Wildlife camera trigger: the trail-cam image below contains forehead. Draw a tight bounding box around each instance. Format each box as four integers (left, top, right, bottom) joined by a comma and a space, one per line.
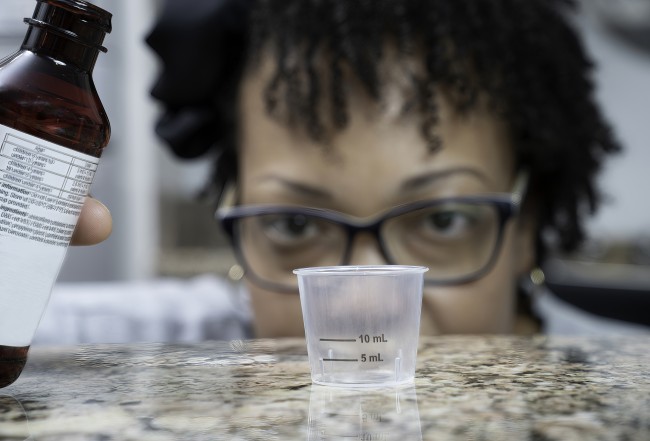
237, 54, 515, 215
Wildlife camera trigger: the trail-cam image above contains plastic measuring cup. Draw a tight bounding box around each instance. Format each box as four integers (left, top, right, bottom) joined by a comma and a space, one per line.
294, 265, 428, 387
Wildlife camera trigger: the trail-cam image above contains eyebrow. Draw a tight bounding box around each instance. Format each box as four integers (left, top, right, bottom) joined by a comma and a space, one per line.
256, 176, 334, 201
257, 167, 488, 201
399, 167, 490, 193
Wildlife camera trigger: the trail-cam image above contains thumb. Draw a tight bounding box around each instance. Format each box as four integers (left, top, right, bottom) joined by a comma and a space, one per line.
71, 196, 113, 246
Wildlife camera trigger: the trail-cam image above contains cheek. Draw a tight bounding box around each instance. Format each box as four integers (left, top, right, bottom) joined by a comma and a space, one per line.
247, 281, 306, 338
420, 225, 520, 334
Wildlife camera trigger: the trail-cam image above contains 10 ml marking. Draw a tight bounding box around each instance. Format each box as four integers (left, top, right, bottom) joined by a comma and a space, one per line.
358, 334, 388, 343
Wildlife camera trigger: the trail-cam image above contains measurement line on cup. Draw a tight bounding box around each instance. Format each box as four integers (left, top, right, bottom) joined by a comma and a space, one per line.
323, 358, 359, 362
319, 338, 356, 342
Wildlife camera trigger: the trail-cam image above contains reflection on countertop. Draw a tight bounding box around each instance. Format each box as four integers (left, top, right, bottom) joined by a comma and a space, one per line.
0, 336, 649, 440
0, 392, 30, 440
308, 385, 422, 440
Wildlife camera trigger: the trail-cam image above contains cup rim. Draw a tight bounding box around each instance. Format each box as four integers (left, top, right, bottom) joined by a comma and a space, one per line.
293, 265, 428, 276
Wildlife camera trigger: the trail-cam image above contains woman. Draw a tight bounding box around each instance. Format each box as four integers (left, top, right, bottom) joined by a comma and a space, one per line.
74, 0, 620, 338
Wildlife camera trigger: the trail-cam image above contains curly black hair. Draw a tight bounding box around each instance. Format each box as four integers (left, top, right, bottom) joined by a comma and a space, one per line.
147, 0, 621, 262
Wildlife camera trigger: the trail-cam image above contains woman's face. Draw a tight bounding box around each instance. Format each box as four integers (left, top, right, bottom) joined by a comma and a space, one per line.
237, 57, 535, 337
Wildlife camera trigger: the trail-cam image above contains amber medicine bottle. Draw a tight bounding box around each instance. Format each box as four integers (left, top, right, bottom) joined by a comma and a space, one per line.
0, 0, 111, 388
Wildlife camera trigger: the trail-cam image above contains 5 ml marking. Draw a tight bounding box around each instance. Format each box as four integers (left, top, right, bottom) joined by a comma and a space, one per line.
361, 353, 384, 362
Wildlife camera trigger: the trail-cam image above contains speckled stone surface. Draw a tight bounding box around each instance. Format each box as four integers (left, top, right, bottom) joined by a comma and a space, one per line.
1, 336, 649, 440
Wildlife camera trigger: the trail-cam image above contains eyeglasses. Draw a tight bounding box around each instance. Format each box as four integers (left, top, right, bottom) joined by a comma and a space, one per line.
216, 171, 528, 293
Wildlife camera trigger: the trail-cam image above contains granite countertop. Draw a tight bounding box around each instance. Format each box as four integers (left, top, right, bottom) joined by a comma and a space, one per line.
1, 335, 649, 440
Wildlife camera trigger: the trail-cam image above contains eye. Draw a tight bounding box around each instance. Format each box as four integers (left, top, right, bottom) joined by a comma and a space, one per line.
419, 205, 480, 239
259, 214, 320, 245
426, 211, 468, 233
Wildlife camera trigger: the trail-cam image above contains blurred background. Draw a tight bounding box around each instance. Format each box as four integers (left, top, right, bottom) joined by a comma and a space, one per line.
1, 0, 649, 317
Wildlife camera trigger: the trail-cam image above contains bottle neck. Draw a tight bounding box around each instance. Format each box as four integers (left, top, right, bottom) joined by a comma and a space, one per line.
20, 0, 111, 73
21, 25, 100, 72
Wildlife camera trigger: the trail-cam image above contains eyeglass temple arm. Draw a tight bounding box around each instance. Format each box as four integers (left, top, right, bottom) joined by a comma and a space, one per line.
511, 170, 529, 209
215, 184, 238, 220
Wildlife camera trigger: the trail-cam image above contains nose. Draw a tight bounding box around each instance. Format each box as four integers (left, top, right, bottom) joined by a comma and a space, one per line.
346, 232, 388, 266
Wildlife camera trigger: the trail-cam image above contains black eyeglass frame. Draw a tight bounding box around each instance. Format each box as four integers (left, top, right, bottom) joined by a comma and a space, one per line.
216, 171, 528, 293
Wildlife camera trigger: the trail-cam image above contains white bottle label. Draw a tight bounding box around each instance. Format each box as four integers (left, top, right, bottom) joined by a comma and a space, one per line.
0, 124, 98, 346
